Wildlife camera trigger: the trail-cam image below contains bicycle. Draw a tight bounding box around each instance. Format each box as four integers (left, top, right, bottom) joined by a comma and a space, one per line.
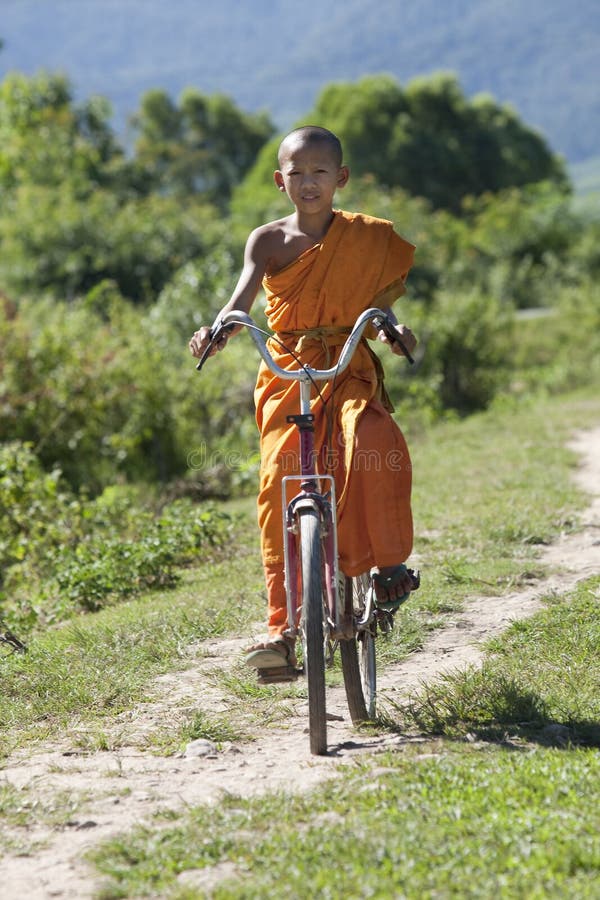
196, 307, 416, 755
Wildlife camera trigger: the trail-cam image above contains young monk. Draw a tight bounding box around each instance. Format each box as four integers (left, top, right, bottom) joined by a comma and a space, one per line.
189, 125, 418, 672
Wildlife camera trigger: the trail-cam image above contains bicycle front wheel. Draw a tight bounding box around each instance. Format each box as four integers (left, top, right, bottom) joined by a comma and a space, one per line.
299, 507, 327, 756
340, 574, 377, 723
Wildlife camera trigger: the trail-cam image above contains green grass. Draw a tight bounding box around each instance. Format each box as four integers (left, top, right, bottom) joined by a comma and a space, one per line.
89, 576, 600, 899
90, 744, 600, 899
396, 577, 600, 746
0, 385, 599, 890
84, 385, 600, 898
376, 387, 598, 666
0, 539, 265, 757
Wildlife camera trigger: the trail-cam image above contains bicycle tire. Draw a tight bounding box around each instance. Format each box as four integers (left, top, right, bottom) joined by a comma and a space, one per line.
299, 507, 327, 755
340, 574, 377, 723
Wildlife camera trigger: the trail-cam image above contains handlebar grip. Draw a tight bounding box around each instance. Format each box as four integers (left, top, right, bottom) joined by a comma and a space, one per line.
373, 316, 415, 365
195, 323, 235, 371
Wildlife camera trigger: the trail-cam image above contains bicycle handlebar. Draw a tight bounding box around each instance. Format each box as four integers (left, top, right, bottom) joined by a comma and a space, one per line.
196, 307, 414, 375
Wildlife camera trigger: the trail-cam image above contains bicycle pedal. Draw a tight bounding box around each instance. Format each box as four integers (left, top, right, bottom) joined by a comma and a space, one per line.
377, 610, 395, 634
408, 567, 421, 591
257, 665, 299, 684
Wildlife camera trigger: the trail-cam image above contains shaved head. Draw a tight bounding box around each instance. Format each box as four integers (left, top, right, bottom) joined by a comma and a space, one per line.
278, 126, 343, 167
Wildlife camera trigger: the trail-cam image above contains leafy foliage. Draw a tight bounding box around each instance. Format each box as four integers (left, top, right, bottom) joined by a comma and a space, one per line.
0, 185, 226, 302
238, 73, 567, 214
131, 87, 275, 206
419, 291, 513, 414
0, 281, 260, 492
0, 72, 251, 301
0, 441, 231, 630
0, 71, 121, 195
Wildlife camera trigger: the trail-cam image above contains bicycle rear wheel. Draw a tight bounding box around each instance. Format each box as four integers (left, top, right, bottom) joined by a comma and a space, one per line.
299, 507, 327, 755
340, 574, 377, 723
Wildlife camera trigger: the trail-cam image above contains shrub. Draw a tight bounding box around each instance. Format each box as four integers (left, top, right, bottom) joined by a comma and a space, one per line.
0, 441, 67, 586
0, 442, 231, 631
382, 291, 513, 419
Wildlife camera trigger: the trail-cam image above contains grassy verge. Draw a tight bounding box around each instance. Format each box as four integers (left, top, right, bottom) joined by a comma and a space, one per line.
90, 752, 600, 899
395, 577, 600, 747
90, 575, 600, 899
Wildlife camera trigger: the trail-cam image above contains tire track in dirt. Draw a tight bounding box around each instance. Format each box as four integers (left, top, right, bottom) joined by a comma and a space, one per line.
1, 428, 599, 899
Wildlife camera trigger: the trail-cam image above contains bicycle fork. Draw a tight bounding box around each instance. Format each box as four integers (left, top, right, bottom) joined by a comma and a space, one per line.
281, 380, 347, 643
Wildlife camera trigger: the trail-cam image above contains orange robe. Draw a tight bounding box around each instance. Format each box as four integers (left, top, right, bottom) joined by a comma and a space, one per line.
254, 209, 415, 637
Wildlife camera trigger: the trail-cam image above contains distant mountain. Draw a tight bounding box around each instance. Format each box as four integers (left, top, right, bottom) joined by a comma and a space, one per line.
1, 0, 599, 163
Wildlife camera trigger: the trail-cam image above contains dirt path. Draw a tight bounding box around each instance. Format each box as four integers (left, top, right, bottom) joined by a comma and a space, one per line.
1, 427, 599, 899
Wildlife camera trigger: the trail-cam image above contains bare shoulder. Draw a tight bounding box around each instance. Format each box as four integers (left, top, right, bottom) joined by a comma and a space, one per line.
245, 215, 295, 268
248, 216, 293, 247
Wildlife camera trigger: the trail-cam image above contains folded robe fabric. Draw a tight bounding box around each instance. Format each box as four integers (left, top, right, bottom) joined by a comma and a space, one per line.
255, 209, 416, 582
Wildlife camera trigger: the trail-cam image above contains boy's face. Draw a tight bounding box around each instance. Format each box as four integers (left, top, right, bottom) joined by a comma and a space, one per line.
274, 139, 349, 216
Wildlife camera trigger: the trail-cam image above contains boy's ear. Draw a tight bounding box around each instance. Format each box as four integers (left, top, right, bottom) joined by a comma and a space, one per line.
274, 170, 286, 193
337, 166, 350, 189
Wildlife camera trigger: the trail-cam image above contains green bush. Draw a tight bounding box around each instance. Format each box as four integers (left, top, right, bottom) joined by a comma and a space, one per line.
0, 185, 226, 303
0, 442, 67, 589
49, 500, 230, 614
0, 441, 231, 631
0, 283, 262, 494
51, 535, 179, 613
383, 291, 513, 419
510, 279, 600, 397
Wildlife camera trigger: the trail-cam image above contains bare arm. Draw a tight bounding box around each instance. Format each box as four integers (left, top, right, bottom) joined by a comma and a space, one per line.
189, 228, 270, 360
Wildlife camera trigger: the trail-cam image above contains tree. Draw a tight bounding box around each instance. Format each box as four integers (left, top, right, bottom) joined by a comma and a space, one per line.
131, 88, 275, 206
0, 72, 232, 301
0, 71, 123, 196
0, 185, 228, 302
236, 73, 568, 215
314, 73, 568, 212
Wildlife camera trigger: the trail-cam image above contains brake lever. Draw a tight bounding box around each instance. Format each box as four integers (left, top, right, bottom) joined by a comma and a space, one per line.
195, 321, 235, 371
372, 315, 415, 365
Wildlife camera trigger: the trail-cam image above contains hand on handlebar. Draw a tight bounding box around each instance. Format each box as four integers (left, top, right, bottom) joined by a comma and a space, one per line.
189, 325, 222, 360
371, 314, 417, 365
189, 321, 236, 373
378, 322, 417, 357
